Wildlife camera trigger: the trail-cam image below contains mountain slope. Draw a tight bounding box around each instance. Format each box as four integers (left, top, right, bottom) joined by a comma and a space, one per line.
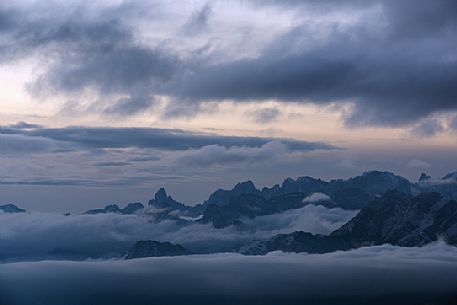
240, 191, 457, 255
0, 204, 26, 213
414, 171, 457, 200
125, 241, 191, 259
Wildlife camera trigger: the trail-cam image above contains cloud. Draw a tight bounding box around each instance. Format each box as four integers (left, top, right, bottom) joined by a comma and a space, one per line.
303, 192, 331, 203
93, 161, 131, 167
171, 0, 457, 126
249, 107, 281, 123
0, 204, 355, 259
0, 123, 339, 190
0, 175, 189, 188
410, 118, 445, 137
175, 141, 290, 167
241, 204, 357, 235
450, 115, 457, 130
1, 243, 457, 305
406, 159, 431, 169
2, 1, 457, 125
0, 2, 179, 115
0, 134, 64, 154
182, 2, 212, 35
3, 123, 338, 152
5, 121, 44, 129
0, 178, 93, 187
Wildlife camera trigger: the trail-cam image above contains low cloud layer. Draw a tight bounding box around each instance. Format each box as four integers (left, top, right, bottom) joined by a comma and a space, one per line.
175, 141, 292, 167
1, 243, 457, 305
303, 192, 331, 203
0, 205, 356, 259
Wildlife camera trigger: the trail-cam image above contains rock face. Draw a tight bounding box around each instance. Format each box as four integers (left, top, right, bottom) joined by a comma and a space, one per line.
146, 188, 202, 222
260, 171, 411, 206
443, 172, 457, 180
419, 172, 431, 181
203, 181, 260, 206
84, 202, 144, 215
125, 241, 190, 259
0, 204, 26, 213
240, 191, 457, 255
332, 191, 457, 246
79, 171, 456, 230
200, 192, 334, 228
414, 171, 457, 201
240, 231, 351, 255
121, 202, 145, 214
148, 188, 187, 210
200, 171, 412, 228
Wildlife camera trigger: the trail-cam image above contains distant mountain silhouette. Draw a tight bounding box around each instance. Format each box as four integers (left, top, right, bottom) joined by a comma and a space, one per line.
125, 240, 191, 259
3, 170, 457, 260
0, 203, 26, 213
79, 170, 457, 230
84, 202, 144, 215
199, 171, 413, 228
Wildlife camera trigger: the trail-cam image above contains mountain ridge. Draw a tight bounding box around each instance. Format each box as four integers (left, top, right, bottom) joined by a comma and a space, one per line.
240, 190, 457, 255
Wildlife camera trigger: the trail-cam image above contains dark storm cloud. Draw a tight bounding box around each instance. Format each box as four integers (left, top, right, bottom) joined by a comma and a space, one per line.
169, 0, 457, 126
383, 0, 457, 40
2, 124, 338, 151
2, 1, 457, 125
0, 6, 126, 60
175, 31, 457, 126
0, 2, 178, 115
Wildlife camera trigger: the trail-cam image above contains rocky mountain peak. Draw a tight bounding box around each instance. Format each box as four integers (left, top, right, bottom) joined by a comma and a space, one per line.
443, 172, 457, 180
154, 188, 169, 202
419, 172, 431, 181
0, 203, 26, 213
233, 180, 258, 195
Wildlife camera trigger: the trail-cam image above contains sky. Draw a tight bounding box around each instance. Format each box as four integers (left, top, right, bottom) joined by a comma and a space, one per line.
1, 0, 457, 212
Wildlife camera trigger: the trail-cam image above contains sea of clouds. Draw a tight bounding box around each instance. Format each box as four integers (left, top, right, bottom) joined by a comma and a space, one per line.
0, 205, 357, 259
1, 242, 457, 305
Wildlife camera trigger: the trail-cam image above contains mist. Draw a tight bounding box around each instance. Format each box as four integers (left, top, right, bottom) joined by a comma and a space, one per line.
0, 205, 357, 260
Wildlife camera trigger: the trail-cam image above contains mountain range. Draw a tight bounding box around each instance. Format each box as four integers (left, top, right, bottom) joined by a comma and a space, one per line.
83, 170, 457, 230
2, 170, 457, 259
240, 190, 457, 255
